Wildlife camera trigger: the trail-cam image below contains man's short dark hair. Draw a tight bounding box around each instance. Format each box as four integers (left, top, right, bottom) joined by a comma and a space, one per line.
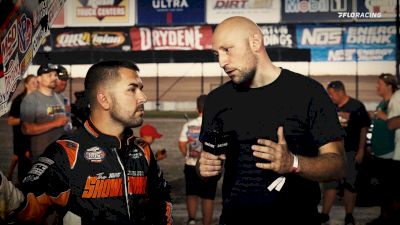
327, 80, 346, 92
84, 60, 140, 107
197, 94, 207, 113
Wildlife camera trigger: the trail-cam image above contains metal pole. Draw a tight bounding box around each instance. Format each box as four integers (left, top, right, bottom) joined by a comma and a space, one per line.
156, 63, 160, 111
201, 63, 204, 94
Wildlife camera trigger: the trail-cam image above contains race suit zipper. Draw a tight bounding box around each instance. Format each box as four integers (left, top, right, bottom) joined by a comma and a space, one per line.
112, 147, 131, 219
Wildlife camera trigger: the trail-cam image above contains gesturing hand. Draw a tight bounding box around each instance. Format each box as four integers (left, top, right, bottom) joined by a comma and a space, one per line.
251, 127, 294, 174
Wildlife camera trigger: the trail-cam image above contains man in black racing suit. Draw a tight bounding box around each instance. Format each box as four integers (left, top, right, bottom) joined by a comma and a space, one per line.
0, 60, 172, 225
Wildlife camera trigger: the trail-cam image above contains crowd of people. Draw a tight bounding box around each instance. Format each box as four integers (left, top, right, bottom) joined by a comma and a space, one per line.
0, 16, 399, 225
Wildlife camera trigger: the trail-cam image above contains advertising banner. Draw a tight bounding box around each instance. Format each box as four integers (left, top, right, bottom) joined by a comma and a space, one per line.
356, 0, 397, 21
67, 0, 135, 27
296, 23, 396, 61
137, 0, 205, 25
130, 26, 212, 51
260, 25, 296, 48
282, 0, 353, 23
41, 28, 131, 52
206, 0, 281, 24
0, 0, 66, 116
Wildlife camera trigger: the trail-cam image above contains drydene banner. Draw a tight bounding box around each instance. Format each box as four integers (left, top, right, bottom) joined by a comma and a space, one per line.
130, 26, 212, 51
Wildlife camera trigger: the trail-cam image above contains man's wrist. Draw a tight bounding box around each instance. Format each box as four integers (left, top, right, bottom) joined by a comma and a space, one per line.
291, 154, 300, 173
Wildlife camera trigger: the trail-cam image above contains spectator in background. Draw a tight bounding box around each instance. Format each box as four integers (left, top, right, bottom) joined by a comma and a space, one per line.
55, 65, 73, 132
179, 94, 217, 225
367, 74, 398, 224
20, 63, 69, 161
384, 77, 400, 224
54, 65, 69, 94
6, 74, 38, 184
320, 80, 371, 225
140, 124, 167, 161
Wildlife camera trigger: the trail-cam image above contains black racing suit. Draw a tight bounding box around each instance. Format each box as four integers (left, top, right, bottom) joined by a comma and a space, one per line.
10, 119, 172, 225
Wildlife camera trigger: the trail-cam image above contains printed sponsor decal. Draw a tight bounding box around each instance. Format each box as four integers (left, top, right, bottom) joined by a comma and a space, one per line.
84, 146, 106, 163
56, 32, 91, 48
282, 0, 353, 22
68, 0, 134, 26
49, 0, 66, 25
299, 27, 343, 47
206, 0, 280, 24
260, 25, 296, 48
356, 0, 396, 20
18, 14, 33, 53
0, 0, 65, 117
127, 176, 147, 194
137, 0, 204, 25
51, 29, 129, 50
82, 172, 123, 198
22, 157, 54, 182
297, 23, 396, 61
32, 0, 50, 28
1, 20, 18, 65
76, 0, 126, 19
130, 26, 212, 51
91, 31, 125, 47
4, 55, 21, 95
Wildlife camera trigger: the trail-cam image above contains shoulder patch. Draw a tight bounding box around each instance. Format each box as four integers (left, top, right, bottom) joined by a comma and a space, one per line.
57, 140, 79, 169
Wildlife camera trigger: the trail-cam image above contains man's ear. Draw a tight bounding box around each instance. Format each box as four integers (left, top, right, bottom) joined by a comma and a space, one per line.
249, 33, 263, 52
96, 90, 111, 110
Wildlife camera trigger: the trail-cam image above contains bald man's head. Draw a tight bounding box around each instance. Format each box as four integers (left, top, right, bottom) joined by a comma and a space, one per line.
214, 16, 263, 42
212, 16, 267, 85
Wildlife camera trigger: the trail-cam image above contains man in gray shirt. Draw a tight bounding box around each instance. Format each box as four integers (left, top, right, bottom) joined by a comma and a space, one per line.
21, 64, 69, 160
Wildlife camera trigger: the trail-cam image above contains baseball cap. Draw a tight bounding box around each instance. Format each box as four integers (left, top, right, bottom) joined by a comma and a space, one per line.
140, 124, 162, 139
57, 65, 69, 81
37, 63, 59, 76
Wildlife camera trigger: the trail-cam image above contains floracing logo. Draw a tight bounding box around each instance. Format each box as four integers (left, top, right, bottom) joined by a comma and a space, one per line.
338, 12, 382, 18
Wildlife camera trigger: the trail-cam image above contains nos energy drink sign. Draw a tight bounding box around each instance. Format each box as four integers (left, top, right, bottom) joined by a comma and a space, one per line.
296, 23, 396, 62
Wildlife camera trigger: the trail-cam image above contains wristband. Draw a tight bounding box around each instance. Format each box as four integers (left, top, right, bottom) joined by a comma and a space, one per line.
291, 154, 300, 173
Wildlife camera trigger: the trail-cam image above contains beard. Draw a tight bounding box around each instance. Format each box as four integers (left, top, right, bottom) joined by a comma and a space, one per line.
235, 67, 256, 85
110, 95, 144, 128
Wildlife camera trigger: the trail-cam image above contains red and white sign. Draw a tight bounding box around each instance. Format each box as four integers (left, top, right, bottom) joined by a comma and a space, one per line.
130, 26, 212, 51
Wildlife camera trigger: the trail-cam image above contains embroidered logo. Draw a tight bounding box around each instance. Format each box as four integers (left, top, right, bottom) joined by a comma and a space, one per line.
84, 146, 106, 163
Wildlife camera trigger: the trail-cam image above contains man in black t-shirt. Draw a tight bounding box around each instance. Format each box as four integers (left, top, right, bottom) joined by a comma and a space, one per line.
197, 16, 346, 225
320, 81, 371, 225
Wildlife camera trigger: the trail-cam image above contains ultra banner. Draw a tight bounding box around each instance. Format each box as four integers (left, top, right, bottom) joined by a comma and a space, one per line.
130, 26, 213, 51
0, 0, 66, 117
137, 0, 205, 25
296, 23, 396, 62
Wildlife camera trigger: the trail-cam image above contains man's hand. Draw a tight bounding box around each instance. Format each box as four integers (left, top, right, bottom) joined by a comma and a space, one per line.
54, 115, 69, 127
251, 126, 294, 174
198, 151, 225, 177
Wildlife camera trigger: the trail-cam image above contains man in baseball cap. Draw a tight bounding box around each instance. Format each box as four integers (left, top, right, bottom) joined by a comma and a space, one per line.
37, 63, 59, 76
140, 124, 166, 160
55, 65, 69, 94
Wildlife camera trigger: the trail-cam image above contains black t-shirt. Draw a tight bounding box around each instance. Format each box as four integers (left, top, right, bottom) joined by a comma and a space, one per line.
200, 69, 344, 223
9, 93, 30, 155
338, 97, 371, 152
